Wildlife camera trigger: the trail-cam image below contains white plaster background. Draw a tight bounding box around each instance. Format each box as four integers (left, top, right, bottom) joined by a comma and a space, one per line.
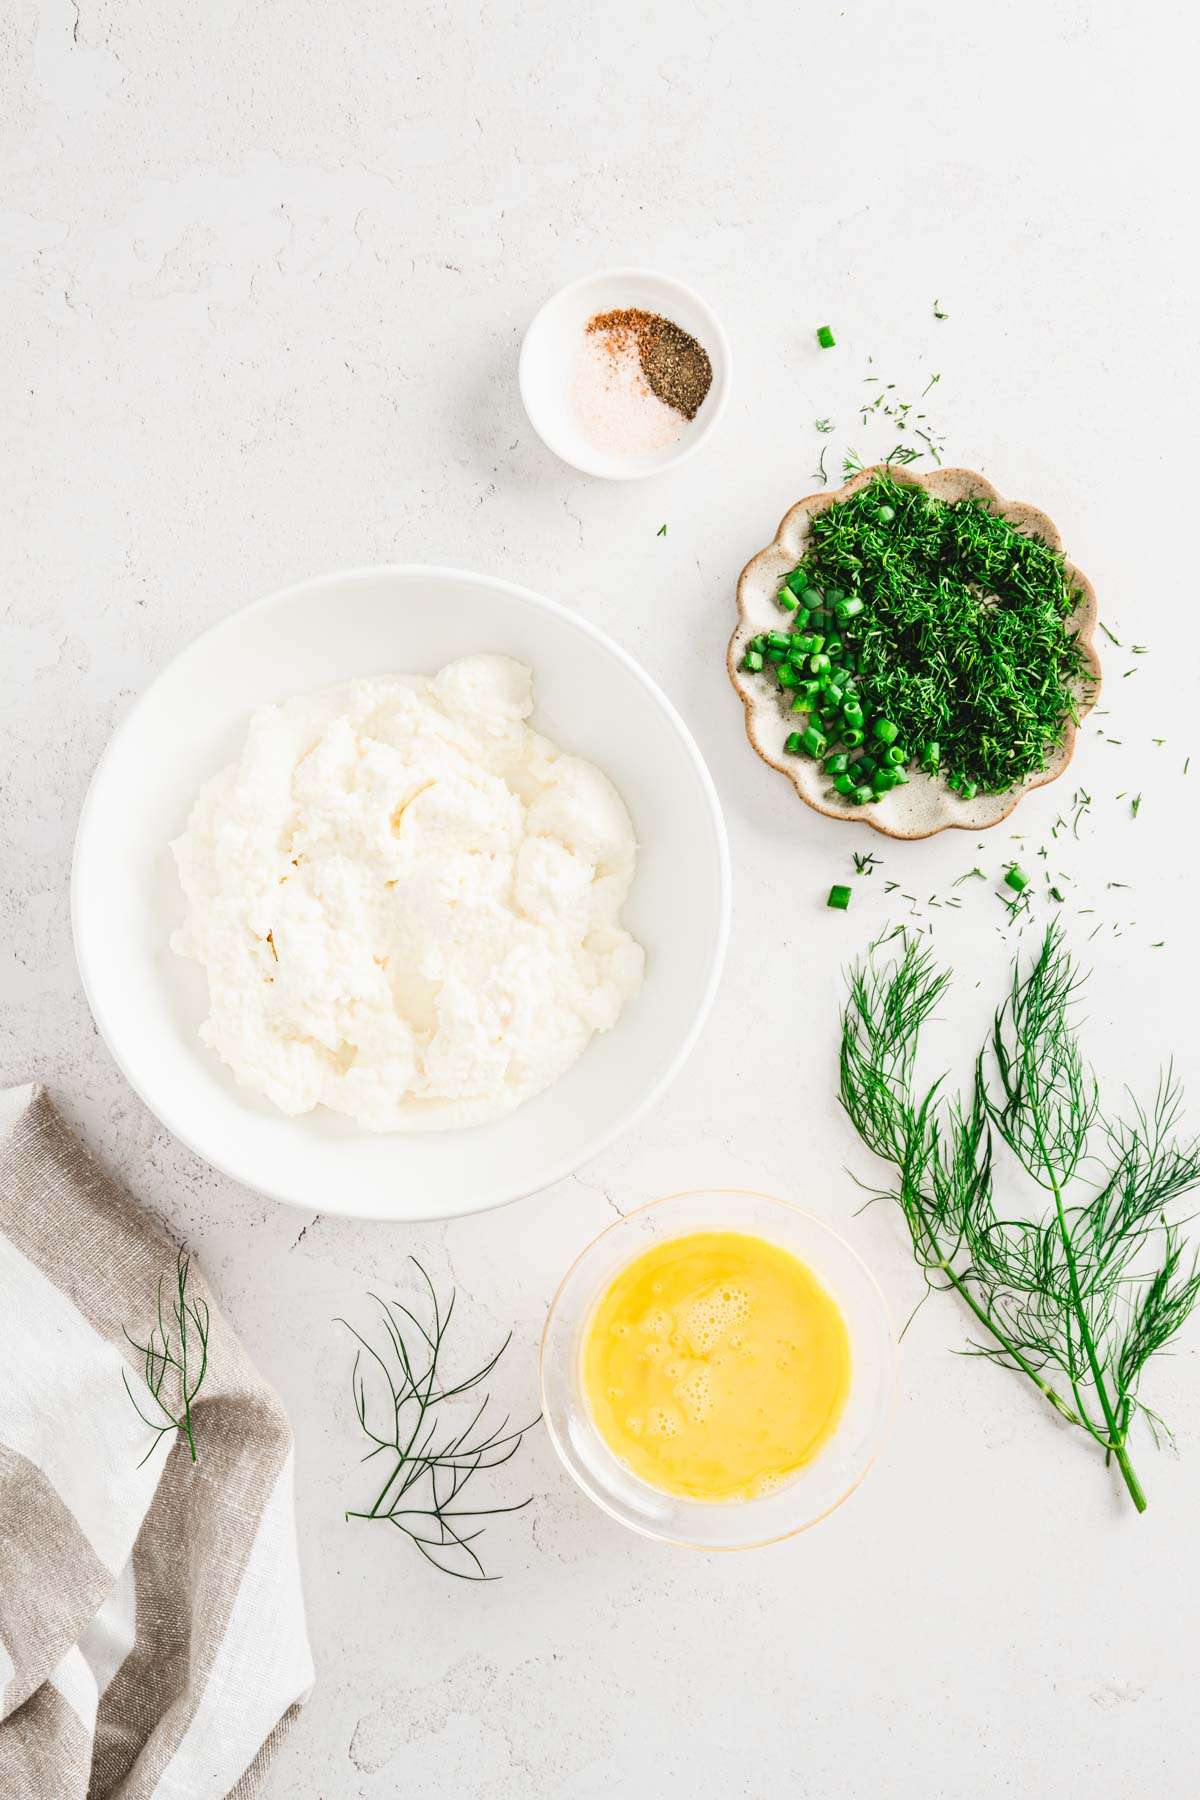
4, 1, 1200, 1794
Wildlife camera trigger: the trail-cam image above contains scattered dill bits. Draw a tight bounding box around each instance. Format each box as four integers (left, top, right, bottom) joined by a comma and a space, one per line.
122, 1249, 210, 1467
1049, 886, 1066, 902
839, 926, 1200, 1512
932, 300, 948, 319
656, 523, 667, 537
1186, 758, 1191, 777
1099, 622, 1122, 646
853, 851, 880, 875
339, 1260, 538, 1580
921, 372, 941, 396
885, 444, 922, 466
815, 418, 835, 433
842, 448, 865, 479
1131, 794, 1142, 817
814, 446, 829, 487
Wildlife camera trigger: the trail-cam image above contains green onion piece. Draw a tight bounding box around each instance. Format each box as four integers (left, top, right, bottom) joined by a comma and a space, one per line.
843, 702, 864, 728
874, 719, 899, 744
784, 731, 805, 755
921, 741, 941, 769
785, 568, 810, 593
825, 753, 850, 775
767, 631, 792, 650
842, 726, 864, 748
809, 653, 831, 676
777, 590, 799, 612
1005, 866, 1029, 893
835, 596, 865, 622
877, 504, 896, 523
801, 725, 827, 757
824, 637, 843, 659
792, 606, 811, 631
778, 664, 801, 689
833, 772, 857, 796
873, 766, 900, 793
827, 884, 851, 910
883, 745, 906, 766
958, 778, 976, 799
851, 784, 874, 806
748, 635, 766, 653
816, 325, 836, 349
742, 650, 764, 672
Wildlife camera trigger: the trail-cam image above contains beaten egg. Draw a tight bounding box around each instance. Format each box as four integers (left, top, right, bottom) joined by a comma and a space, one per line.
582, 1230, 851, 1503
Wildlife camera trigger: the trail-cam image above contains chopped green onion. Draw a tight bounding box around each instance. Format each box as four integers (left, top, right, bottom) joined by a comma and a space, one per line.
874, 719, 899, 744
827, 884, 851, 910
843, 702, 864, 728
835, 596, 864, 622
921, 741, 941, 770
785, 568, 809, 594
882, 745, 906, 766
877, 504, 896, 523
1005, 866, 1029, 893
784, 731, 805, 755
873, 766, 901, 793
825, 753, 850, 775
809, 653, 832, 676
777, 664, 801, 689
851, 784, 874, 806
801, 725, 827, 758
777, 590, 799, 612
742, 650, 764, 672
841, 726, 864, 748
833, 772, 857, 795
767, 631, 791, 650
816, 325, 836, 349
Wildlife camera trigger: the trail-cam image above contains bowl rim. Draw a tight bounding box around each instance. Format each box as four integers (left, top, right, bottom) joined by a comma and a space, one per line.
727, 465, 1103, 840
518, 265, 732, 481
539, 1187, 899, 1549
70, 563, 733, 1221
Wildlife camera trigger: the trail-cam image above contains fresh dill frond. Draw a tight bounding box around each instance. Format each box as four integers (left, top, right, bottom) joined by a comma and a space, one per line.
122, 1249, 210, 1467
338, 1260, 538, 1580
853, 851, 880, 875
656, 523, 667, 537
814, 446, 829, 487
815, 418, 835, 433
932, 301, 948, 320
842, 448, 866, 479
839, 927, 1200, 1512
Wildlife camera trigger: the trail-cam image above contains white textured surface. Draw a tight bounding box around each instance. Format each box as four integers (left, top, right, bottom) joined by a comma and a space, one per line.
4, 2, 1200, 1795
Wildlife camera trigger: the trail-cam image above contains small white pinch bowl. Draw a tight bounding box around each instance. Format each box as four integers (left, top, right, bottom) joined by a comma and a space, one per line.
728, 466, 1102, 840
72, 567, 731, 1222
518, 267, 731, 480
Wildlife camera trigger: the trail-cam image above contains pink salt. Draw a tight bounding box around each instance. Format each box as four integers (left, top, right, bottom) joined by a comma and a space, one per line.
571, 332, 684, 456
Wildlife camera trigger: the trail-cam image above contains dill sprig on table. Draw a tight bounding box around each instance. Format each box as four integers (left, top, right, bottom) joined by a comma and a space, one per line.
122, 1248, 210, 1466
339, 1260, 538, 1580
839, 925, 1200, 1511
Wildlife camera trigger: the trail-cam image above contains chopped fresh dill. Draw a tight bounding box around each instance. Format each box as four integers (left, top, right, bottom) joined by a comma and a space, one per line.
842, 448, 865, 479
853, 851, 880, 875
885, 444, 922, 466
1099, 622, 1121, 646
932, 300, 948, 319
815, 418, 835, 433
1131, 794, 1142, 817
757, 474, 1090, 797
922, 372, 941, 396
656, 523, 667, 537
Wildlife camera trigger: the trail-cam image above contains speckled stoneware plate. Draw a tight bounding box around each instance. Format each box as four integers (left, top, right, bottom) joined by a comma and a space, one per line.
727, 465, 1102, 841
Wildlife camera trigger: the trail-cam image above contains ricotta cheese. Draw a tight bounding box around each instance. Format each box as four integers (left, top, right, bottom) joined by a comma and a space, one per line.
170, 655, 645, 1130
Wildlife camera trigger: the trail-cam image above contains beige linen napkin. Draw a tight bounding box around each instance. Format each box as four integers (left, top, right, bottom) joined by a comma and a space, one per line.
0, 1085, 314, 1798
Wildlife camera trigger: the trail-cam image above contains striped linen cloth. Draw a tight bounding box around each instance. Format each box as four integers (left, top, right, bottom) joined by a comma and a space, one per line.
0, 1085, 314, 1798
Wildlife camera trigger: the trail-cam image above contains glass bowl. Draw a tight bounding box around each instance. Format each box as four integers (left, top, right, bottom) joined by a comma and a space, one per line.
540, 1189, 897, 1549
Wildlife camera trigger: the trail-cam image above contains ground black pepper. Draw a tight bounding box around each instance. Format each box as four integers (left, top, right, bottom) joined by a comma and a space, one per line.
586, 309, 713, 420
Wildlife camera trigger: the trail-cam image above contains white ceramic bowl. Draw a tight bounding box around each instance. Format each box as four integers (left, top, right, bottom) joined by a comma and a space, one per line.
541, 1190, 898, 1549
519, 267, 730, 480
72, 567, 730, 1221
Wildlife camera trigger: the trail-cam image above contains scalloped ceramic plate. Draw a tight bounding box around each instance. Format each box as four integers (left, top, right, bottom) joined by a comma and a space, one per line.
727, 466, 1102, 840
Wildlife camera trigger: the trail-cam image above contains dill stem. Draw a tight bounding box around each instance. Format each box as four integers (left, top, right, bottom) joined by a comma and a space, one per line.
935, 1259, 1082, 1427
1028, 1107, 1148, 1512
